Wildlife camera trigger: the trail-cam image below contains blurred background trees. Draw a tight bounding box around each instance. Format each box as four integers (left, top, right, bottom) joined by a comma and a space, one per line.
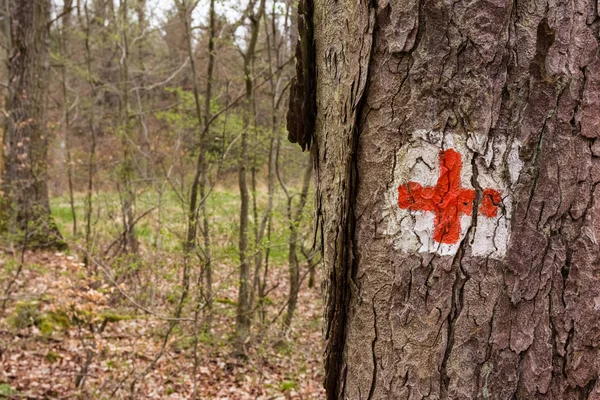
0, 0, 321, 396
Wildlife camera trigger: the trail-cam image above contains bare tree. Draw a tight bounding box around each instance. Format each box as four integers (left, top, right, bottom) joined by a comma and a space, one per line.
177, 0, 215, 330
59, 0, 77, 237
201, 0, 217, 328
81, 1, 98, 270
234, 0, 266, 355
249, 0, 292, 328
117, 0, 138, 254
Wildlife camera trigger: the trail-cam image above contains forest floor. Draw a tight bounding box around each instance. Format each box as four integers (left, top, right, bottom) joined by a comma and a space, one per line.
0, 248, 325, 399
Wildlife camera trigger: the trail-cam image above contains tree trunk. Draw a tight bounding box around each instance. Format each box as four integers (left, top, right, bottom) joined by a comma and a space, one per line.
249, 2, 288, 327
1, 0, 63, 249
177, 0, 213, 329
82, 2, 98, 271
60, 0, 77, 237
201, 0, 216, 331
308, 0, 600, 398
179, 0, 203, 316
118, 0, 138, 254
235, 0, 266, 355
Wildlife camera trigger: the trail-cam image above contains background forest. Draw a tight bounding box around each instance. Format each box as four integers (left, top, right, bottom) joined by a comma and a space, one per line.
0, 0, 323, 398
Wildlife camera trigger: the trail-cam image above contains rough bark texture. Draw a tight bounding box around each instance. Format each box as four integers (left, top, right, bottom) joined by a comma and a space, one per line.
311, 0, 600, 398
1, 0, 63, 248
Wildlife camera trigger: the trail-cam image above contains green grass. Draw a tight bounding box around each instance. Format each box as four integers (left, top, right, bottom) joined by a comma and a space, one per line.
50, 185, 312, 266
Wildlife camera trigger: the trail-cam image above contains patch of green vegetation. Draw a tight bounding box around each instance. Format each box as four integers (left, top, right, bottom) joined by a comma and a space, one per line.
135, 224, 153, 242
38, 317, 57, 336
50, 184, 307, 261
276, 341, 293, 356
196, 331, 213, 345
75, 270, 88, 280
215, 297, 237, 306
37, 310, 71, 335
0, 259, 19, 278
9, 301, 73, 336
51, 201, 77, 224
8, 301, 40, 330
279, 380, 297, 391
257, 296, 275, 306
165, 288, 185, 306
46, 351, 62, 363
100, 312, 135, 323
27, 263, 49, 274
0, 194, 10, 236
0, 383, 16, 397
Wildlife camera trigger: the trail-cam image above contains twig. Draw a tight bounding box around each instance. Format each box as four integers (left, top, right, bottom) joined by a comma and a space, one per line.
47, 6, 75, 27
102, 207, 157, 258
129, 57, 190, 92
78, 247, 193, 322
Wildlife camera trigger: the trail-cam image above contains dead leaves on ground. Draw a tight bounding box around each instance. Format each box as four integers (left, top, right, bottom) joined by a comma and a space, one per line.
0, 251, 325, 399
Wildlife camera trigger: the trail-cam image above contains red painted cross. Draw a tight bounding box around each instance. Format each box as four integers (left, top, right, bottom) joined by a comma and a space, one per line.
398, 149, 502, 245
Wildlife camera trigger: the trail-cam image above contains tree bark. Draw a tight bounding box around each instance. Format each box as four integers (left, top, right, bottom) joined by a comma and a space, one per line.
1, 0, 63, 248
309, 0, 600, 398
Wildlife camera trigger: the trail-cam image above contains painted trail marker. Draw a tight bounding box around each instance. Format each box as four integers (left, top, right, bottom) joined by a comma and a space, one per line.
384, 130, 517, 259
397, 149, 502, 245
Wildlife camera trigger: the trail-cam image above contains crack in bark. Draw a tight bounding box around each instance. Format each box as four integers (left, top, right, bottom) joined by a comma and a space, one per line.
524, 115, 549, 221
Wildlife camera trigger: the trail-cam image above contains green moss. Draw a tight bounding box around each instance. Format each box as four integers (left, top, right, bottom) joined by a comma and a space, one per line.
100, 312, 134, 323
215, 297, 237, 306
8, 301, 73, 336
8, 301, 40, 330
38, 318, 55, 335
45, 351, 61, 363
279, 380, 297, 391
37, 310, 71, 335
0, 383, 17, 397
